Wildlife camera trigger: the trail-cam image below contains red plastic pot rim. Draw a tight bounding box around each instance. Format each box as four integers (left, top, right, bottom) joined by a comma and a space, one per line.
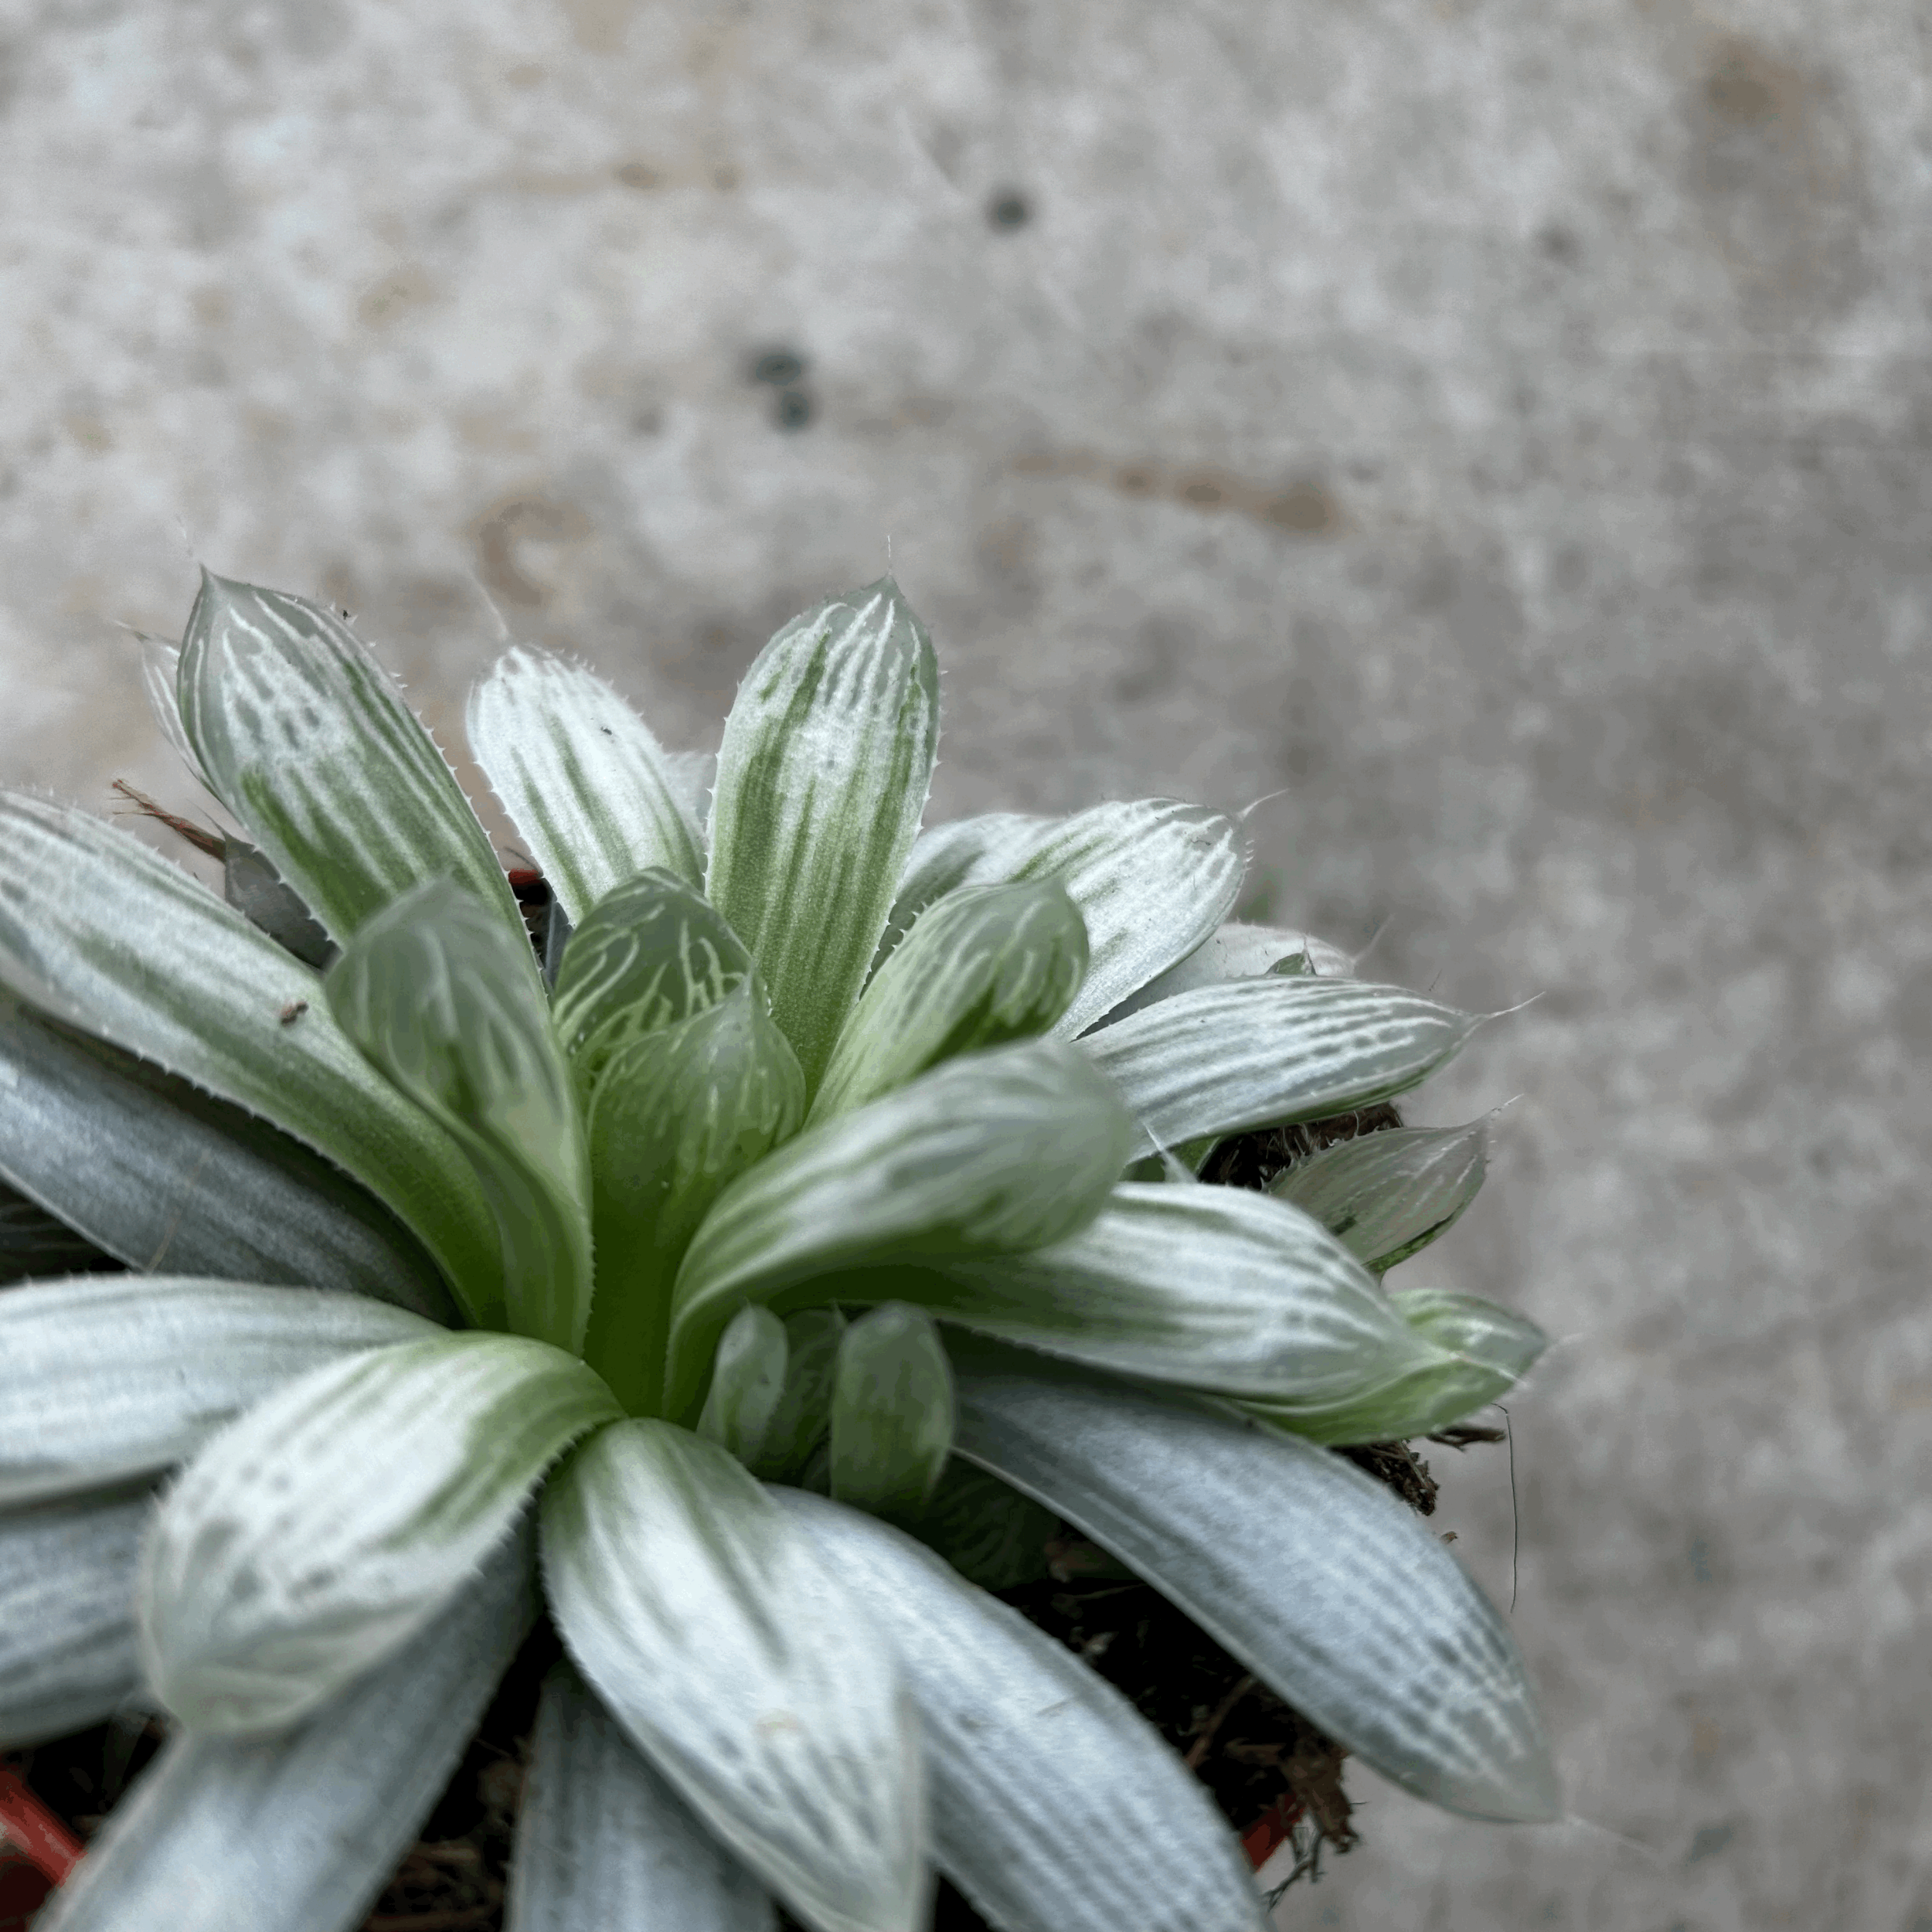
0, 1767, 83, 1885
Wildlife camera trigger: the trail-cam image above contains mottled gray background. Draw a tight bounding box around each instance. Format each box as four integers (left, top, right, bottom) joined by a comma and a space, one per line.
2, 1, 1927, 1926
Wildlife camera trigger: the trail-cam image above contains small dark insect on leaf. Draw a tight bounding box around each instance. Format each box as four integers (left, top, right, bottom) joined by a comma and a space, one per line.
278, 999, 308, 1026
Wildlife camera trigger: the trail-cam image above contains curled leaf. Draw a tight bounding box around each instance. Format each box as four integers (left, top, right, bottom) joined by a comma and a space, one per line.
1270, 1121, 1488, 1273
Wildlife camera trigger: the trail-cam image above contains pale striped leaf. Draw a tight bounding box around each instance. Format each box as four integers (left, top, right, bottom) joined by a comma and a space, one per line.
328, 879, 593, 1352
1238, 1284, 1549, 1443
664, 749, 717, 835
140, 1332, 618, 1733
828, 1304, 954, 1520
509, 1659, 776, 1932
705, 577, 940, 1091
696, 1305, 791, 1468
744, 1309, 846, 1483
949, 1338, 1560, 1823
175, 572, 527, 952
906, 1183, 1432, 1400
39, 1526, 537, 1932
0, 1277, 436, 1507
811, 882, 1088, 1123
550, 868, 756, 1104
1082, 978, 1481, 1153
0, 1490, 151, 1750
586, 986, 805, 1414
222, 839, 335, 968
468, 645, 706, 921
0, 1002, 452, 1315
135, 630, 213, 789
665, 1043, 1134, 1422
541, 1420, 927, 1932
1270, 1121, 1488, 1273
0, 794, 502, 1321
777, 1492, 1269, 1932
1101, 919, 1355, 1025
872, 813, 1050, 973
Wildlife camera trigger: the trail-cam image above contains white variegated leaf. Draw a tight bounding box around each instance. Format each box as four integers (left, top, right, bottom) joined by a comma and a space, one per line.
0, 794, 503, 1322
910, 1183, 1434, 1400
706, 578, 940, 1090
39, 1526, 537, 1932
1270, 1121, 1488, 1272
872, 813, 1050, 972
541, 1420, 927, 1932
1081, 977, 1481, 1152
665, 1043, 1134, 1421
468, 645, 706, 921
664, 748, 717, 836
175, 572, 528, 952
0, 1277, 437, 1507
777, 1492, 1269, 1932
949, 1338, 1560, 1824
1100, 919, 1356, 1024
508, 1660, 775, 1932
0, 1491, 152, 1749
140, 1333, 619, 1733
0, 1002, 453, 1316
134, 630, 213, 789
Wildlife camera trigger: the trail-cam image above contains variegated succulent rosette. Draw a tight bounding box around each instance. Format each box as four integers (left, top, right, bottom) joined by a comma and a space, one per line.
0, 573, 1556, 1932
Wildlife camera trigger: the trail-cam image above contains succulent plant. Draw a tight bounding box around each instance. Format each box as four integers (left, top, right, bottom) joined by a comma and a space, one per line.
0, 571, 1556, 1932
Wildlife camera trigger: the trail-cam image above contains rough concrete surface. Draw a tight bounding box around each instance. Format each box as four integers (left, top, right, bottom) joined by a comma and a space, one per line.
2, 1, 1928, 1926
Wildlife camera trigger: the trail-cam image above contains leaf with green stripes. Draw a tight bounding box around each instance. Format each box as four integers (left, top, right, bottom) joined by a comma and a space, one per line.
139, 1332, 617, 1734
549, 868, 757, 1106
175, 571, 528, 957
695, 1304, 790, 1467
328, 879, 594, 1352
811, 882, 1088, 1122
1270, 1121, 1489, 1272
745, 1308, 847, 1483
665, 1042, 1135, 1422
468, 645, 706, 921
705, 577, 940, 1091
0, 794, 502, 1321
828, 1304, 954, 1522
1082, 977, 1481, 1153
1102, 919, 1356, 1024
872, 813, 1049, 974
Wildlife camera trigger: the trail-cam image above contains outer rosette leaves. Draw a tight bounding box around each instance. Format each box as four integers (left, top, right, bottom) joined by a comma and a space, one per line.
705, 577, 940, 1091
1101, 918, 1356, 1023
665, 1042, 1136, 1420
810, 881, 1088, 1122
950, 1338, 1561, 1824
328, 878, 594, 1351
138, 1332, 619, 1734
175, 572, 529, 959
540, 1420, 927, 1932
468, 645, 706, 921
550, 868, 757, 1105
1083, 976, 1481, 1152
1271, 1120, 1489, 1273
828, 1304, 954, 1521
585, 984, 806, 1413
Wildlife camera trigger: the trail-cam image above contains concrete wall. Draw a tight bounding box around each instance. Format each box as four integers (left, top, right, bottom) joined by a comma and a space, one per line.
2, 2, 1927, 1925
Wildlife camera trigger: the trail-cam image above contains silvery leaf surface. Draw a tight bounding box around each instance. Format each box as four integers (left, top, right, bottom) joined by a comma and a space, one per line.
1240, 1288, 1546, 1443
587, 986, 805, 1415
948, 1337, 1561, 1823
140, 1332, 618, 1733
1100, 919, 1356, 1024
777, 1491, 1268, 1932
468, 645, 706, 921
0, 1277, 437, 1507
39, 1524, 536, 1932
508, 1659, 775, 1932
541, 1420, 927, 1932
828, 1304, 954, 1520
0, 1002, 452, 1316
0, 1489, 151, 1749
1082, 977, 1481, 1153
550, 867, 756, 1104
665, 1042, 1135, 1420
136, 629, 213, 789
705, 577, 940, 1091
664, 748, 717, 835
923, 800, 1248, 1040
696, 1305, 791, 1468
328, 878, 593, 1350
1270, 1121, 1489, 1273
175, 572, 529, 957
0, 794, 503, 1321
911, 1182, 1432, 1400
811, 881, 1089, 1123
872, 813, 1050, 973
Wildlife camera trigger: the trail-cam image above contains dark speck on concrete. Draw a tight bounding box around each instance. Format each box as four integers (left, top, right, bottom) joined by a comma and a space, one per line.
986, 189, 1032, 231
750, 348, 806, 387
773, 388, 812, 431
